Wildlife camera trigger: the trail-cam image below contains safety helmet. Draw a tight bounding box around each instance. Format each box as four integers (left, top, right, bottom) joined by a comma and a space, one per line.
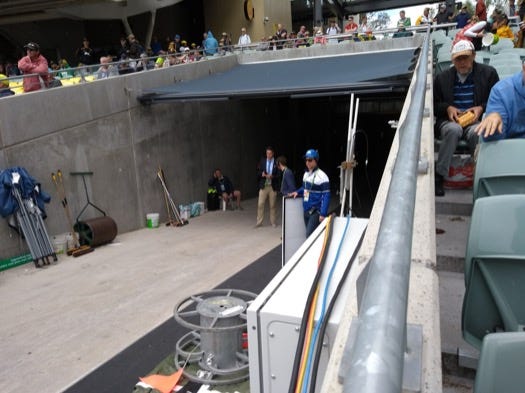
304, 149, 319, 160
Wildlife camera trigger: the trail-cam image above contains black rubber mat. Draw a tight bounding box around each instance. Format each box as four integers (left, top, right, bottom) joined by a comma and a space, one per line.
64, 245, 282, 393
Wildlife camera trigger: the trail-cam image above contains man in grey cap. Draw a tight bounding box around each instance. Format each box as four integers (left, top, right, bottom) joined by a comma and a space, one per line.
17, 42, 49, 92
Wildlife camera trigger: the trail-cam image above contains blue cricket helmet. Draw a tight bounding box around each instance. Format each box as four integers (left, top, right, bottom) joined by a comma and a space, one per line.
304, 149, 319, 160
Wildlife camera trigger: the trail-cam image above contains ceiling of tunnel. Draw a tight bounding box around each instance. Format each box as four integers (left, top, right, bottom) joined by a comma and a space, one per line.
138, 48, 418, 104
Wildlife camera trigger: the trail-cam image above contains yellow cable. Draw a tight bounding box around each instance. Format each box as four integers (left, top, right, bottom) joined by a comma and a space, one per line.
294, 216, 332, 393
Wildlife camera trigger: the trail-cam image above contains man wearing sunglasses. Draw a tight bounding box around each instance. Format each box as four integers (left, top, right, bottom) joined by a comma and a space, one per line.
290, 149, 331, 237
17, 42, 49, 92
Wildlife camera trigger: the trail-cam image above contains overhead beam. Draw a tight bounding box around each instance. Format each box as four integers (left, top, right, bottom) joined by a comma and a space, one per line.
345, 0, 442, 14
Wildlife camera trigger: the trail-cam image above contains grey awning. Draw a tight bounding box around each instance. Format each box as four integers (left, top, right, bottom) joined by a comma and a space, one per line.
138, 48, 419, 104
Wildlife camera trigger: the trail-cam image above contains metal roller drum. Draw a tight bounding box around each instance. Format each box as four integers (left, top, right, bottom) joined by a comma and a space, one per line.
74, 216, 117, 247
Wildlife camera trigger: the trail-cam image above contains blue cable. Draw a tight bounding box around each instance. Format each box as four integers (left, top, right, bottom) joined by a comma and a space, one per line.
301, 215, 351, 393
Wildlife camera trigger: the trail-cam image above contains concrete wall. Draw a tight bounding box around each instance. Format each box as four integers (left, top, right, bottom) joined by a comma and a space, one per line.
0, 36, 422, 260
0, 54, 283, 259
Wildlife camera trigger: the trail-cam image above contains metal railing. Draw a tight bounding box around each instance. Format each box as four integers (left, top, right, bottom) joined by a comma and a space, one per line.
1, 22, 459, 96
342, 28, 430, 393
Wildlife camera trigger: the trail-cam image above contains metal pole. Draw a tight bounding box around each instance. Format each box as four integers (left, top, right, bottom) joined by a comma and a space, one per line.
343, 29, 430, 393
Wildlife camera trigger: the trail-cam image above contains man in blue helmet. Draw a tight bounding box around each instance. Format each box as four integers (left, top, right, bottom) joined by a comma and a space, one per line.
290, 149, 331, 237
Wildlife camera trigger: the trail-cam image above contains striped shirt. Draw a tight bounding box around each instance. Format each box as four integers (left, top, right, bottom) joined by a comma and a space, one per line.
453, 72, 474, 112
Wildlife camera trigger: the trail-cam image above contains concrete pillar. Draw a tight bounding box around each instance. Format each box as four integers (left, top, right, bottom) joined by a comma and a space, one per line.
122, 17, 132, 37
144, 10, 156, 51
314, 0, 323, 28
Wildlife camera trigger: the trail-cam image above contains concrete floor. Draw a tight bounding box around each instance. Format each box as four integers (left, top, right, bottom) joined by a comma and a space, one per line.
0, 197, 282, 393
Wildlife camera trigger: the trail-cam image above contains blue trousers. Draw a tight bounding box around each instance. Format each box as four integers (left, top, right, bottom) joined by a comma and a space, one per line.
304, 210, 320, 238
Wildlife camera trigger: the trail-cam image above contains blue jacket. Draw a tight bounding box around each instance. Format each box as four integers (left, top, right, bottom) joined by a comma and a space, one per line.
0, 167, 51, 218
483, 71, 525, 141
203, 31, 218, 55
280, 167, 296, 195
295, 167, 330, 217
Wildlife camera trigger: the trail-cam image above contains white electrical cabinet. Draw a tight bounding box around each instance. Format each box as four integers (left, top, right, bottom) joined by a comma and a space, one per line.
247, 217, 368, 393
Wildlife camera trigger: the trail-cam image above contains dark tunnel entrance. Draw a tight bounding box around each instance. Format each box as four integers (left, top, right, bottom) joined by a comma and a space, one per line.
248, 92, 406, 218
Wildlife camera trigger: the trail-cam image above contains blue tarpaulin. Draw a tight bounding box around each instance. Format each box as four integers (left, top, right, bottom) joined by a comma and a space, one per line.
0, 167, 51, 218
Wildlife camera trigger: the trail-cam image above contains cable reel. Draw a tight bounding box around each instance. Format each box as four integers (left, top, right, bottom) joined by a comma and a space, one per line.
173, 289, 257, 385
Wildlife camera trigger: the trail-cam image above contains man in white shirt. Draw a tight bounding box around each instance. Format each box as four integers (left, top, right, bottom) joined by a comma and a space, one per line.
238, 27, 251, 46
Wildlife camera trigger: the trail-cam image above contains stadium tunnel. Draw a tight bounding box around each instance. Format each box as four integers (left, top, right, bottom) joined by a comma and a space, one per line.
138, 47, 420, 217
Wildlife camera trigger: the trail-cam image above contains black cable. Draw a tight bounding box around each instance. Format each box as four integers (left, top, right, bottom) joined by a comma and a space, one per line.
287, 216, 335, 393
307, 226, 367, 393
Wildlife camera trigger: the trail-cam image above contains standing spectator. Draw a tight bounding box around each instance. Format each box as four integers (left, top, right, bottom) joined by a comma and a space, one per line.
475, 63, 525, 141
127, 34, 144, 59
476, 0, 487, 21
17, 42, 49, 93
455, 5, 471, 28
509, 0, 517, 16
344, 15, 358, 33
222, 32, 232, 49
256, 146, 279, 228
202, 31, 218, 56
416, 8, 432, 26
290, 149, 331, 237
435, 3, 453, 27
433, 40, 499, 196
397, 10, 412, 27
276, 156, 296, 196
117, 36, 129, 59
0, 74, 15, 97
359, 15, 371, 33
326, 20, 341, 44
96, 56, 118, 79
238, 27, 251, 46
76, 38, 94, 66
208, 169, 243, 210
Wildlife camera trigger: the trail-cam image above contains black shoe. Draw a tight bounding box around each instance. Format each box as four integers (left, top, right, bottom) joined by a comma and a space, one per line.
435, 174, 445, 197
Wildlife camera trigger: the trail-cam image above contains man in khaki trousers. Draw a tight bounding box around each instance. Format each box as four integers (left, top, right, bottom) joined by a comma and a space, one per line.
256, 146, 279, 227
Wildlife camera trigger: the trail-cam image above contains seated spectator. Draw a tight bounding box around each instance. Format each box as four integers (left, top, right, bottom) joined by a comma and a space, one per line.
453, 16, 486, 50
433, 40, 499, 196
313, 28, 327, 45
393, 26, 413, 38
475, 62, 525, 140
493, 13, 515, 39
58, 59, 74, 78
179, 40, 189, 52
257, 36, 270, 51
0, 74, 15, 97
17, 42, 49, 92
208, 169, 243, 210
96, 56, 118, 79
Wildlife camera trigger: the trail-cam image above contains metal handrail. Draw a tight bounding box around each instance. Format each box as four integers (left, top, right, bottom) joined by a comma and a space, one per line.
343, 28, 430, 393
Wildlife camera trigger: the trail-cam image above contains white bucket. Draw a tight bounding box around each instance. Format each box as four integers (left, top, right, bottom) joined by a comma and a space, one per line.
146, 213, 160, 228
52, 235, 68, 254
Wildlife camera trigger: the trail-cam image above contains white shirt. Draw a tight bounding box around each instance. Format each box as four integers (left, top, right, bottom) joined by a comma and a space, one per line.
238, 34, 251, 46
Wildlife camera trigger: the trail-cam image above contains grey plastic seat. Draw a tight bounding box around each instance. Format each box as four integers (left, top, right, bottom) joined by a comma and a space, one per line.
473, 139, 525, 202
474, 332, 525, 393
462, 195, 525, 349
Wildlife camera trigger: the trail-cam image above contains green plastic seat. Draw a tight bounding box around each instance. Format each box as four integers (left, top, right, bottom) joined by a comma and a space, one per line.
462, 195, 525, 350
474, 332, 525, 393
473, 139, 525, 202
